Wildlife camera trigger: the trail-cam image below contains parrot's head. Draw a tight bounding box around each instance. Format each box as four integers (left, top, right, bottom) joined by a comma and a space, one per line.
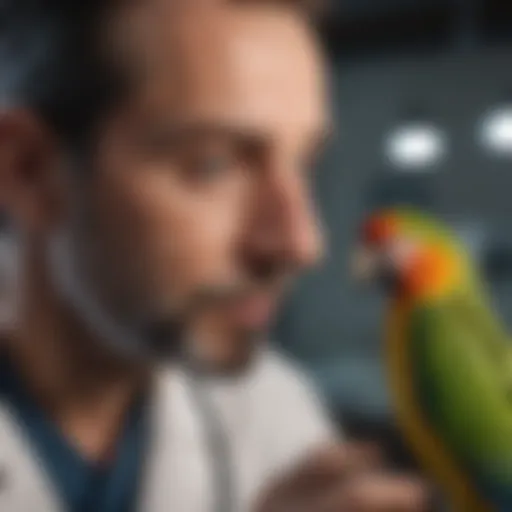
352, 208, 472, 301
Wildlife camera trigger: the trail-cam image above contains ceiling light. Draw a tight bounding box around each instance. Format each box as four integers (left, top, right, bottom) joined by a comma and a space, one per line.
479, 105, 512, 157
384, 122, 448, 172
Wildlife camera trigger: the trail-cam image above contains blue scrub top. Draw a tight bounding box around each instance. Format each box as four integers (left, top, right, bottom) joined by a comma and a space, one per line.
0, 353, 149, 512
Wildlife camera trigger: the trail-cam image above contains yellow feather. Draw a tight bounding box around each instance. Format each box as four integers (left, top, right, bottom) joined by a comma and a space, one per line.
386, 300, 493, 512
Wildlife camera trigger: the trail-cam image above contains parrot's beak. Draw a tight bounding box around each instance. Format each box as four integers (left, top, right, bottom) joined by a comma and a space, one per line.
350, 245, 380, 283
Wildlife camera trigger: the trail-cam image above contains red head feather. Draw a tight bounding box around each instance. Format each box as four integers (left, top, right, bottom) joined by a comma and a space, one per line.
362, 211, 399, 246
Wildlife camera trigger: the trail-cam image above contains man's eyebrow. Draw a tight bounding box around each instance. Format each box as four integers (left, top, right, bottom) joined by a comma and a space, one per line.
144, 120, 271, 146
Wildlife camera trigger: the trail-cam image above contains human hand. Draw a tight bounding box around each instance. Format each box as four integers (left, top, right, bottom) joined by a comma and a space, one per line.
255, 442, 430, 512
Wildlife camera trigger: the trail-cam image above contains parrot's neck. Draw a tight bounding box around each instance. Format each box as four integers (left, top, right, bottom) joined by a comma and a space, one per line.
398, 246, 470, 304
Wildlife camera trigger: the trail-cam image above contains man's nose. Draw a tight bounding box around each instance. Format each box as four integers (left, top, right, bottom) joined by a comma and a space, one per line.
248, 168, 326, 270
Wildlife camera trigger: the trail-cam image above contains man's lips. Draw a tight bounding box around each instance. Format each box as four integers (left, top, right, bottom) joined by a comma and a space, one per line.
223, 293, 277, 329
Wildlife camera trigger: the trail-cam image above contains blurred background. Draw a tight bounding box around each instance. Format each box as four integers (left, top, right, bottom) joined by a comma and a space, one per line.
274, 0, 512, 470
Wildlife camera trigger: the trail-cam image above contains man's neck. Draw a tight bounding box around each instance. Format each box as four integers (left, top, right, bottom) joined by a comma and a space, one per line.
5, 256, 150, 462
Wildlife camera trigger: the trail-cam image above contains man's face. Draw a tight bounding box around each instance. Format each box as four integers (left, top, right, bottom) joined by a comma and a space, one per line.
47, 4, 330, 364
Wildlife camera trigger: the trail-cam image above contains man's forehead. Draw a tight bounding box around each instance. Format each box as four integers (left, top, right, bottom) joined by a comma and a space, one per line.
113, 1, 322, 80
109, 1, 328, 135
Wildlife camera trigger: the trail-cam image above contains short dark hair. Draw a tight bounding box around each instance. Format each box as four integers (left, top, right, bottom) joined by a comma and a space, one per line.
235, 0, 326, 17
0, 0, 124, 147
0, 0, 323, 148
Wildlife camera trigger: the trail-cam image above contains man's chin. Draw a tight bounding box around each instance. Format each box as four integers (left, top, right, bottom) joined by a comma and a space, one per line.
189, 327, 267, 377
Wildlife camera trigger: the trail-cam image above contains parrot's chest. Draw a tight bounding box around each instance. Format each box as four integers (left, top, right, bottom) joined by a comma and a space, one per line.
385, 309, 429, 455
385, 304, 491, 512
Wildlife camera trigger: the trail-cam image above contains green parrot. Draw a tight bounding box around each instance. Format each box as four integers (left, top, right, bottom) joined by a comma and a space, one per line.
352, 207, 512, 512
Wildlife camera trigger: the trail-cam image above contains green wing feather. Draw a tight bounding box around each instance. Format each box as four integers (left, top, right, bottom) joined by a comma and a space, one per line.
409, 290, 512, 498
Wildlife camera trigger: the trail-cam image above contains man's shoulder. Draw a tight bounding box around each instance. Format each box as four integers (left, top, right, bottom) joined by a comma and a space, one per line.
153, 350, 325, 417
255, 348, 307, 375
154, 350, 325, 412
248, 350, 338, 480
247, 350, 336, 439
251, 349, 322, 400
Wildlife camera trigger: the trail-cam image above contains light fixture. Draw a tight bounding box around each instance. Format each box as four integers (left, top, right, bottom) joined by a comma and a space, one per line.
384, 121, 448, 172
478, 104, 512, 158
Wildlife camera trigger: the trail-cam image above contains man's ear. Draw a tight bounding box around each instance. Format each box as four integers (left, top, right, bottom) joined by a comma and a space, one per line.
0, 110, 64, 233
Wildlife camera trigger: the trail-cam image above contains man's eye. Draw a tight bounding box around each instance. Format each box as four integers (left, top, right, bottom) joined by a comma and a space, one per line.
186, 154, 236, 181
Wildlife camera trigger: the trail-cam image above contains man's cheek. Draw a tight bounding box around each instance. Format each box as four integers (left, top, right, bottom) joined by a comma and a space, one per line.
99, 169, 244, 296
143, 219, 237, 300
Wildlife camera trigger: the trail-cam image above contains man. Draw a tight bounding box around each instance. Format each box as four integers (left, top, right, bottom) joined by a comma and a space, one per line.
0, 1, 428, 511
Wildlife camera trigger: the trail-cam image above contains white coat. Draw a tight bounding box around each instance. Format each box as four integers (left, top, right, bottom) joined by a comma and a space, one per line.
0, 351, 336, 512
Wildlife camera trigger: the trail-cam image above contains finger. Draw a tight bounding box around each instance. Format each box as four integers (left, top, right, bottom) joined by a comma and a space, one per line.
343, 441, 386, 470
256, 443, 390, 511
274, 444, 352, 493
313, 474, 431, 512
306, 442, 384, 475
343, 474, 431, 512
